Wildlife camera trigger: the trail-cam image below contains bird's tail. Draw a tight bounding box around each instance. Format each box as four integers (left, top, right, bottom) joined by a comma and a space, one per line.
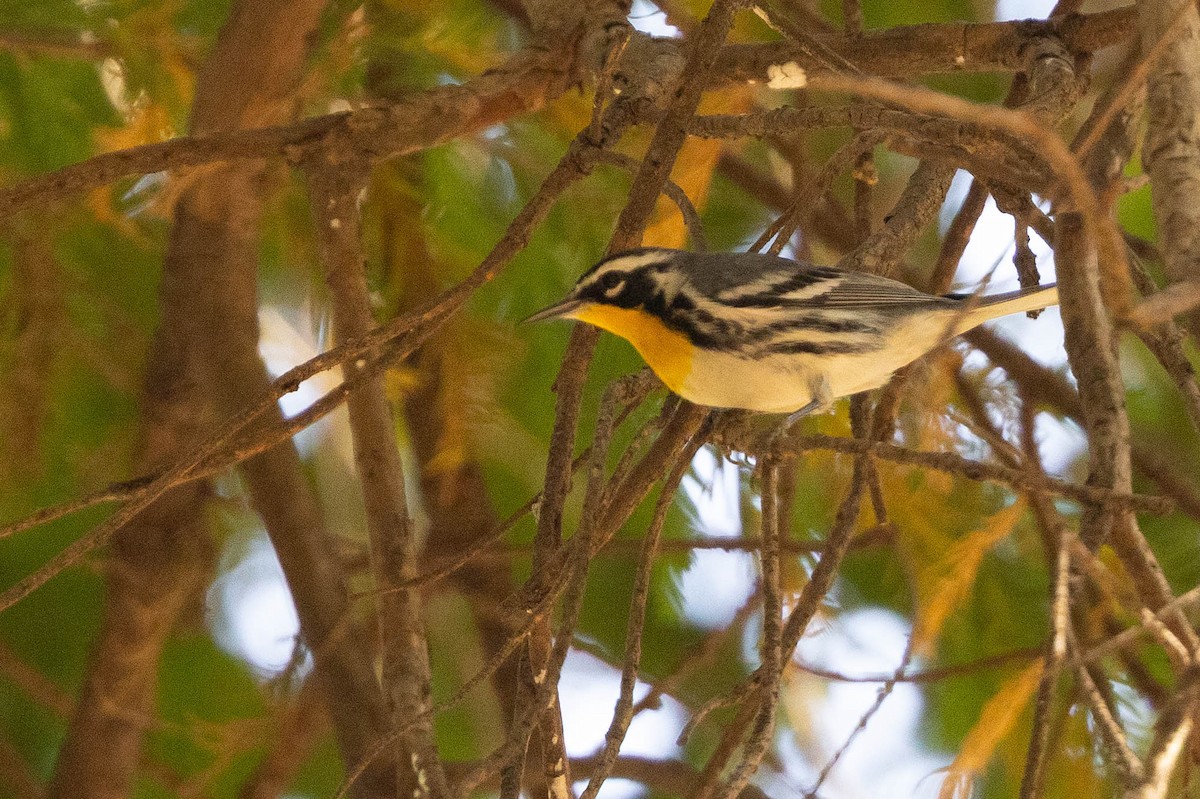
954, 283, 1059, 333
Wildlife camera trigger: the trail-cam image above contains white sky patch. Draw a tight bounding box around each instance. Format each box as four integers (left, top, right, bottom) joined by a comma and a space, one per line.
121, 172, 166, 216
208, 534, 304, 676
938, 172, 1064, 368
482, 124, 508, 140
675, 448, 757, 629
939, 171, 1057, 298
682, 447, 742, 537
673, 541, 756, 629
941, 171, 1079, 475
628, 0, 680, 37
991, 304, 1066, 369
995, 0, 1057, 22
767, 61, 808, 90
792, 608, 946, 798
258, 306, 356, 466
1110, 681, 1156, 750
1034, 411, 1087, 476
559, 649, 687, 798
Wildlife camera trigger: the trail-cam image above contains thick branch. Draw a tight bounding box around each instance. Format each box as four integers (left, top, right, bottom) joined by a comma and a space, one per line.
0, 10, 1139, 221
1139, 0, 1200, 333
715, 6, 1134, 81
45, 2, 342, 796
109, 3, 393, 796
308, 158, 448, 798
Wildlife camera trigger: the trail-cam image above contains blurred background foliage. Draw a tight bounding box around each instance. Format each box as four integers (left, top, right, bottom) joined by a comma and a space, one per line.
0, 0, 1194, 798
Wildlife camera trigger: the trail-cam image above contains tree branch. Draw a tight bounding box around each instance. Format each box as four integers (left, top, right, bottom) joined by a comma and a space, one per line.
1138, 0, 1200, 333
307, 155, 448, 798
46, 3, 339, 797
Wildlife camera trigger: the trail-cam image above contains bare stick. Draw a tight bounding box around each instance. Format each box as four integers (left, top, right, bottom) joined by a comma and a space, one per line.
307, 156, 448, 798
719, 459, 784, 797
579, 447, 697, 799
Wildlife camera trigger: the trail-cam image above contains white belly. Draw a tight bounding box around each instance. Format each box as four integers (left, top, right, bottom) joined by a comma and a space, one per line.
676, 315, 954, 413
678, 351, 876, 413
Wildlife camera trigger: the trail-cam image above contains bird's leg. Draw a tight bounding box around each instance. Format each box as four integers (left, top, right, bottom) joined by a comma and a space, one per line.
771, 375, 833, 444
783, 375, 833, 428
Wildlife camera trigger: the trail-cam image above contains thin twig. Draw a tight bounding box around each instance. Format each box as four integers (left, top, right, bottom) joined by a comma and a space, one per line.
594, 151, 710, 251
580, 443, 699, 799
628, 591, 762, 715
751, 129, 888, 256
842, 0, 863, 37
794, 646, 1041, 685
307, 154, 448, 798
681, 455, 866, 775
806, 639, 917, 798
1074, 1, 1195, 163
1125, 666, 1200, 799
1084, 586, 1200, 665
807, 72, 1130, 313
765, 434, 1171, 513
1018, 394, 1074, 799
1069, 630, 1146, 784
719, 459, 784, 797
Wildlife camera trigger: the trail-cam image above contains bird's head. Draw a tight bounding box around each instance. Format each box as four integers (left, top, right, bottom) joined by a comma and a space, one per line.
522, 248, 684, 325
522, 248, 696, 393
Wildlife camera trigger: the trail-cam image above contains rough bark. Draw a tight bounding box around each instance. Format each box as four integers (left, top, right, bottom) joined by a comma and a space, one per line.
49, 2, 394, 797
178, 1, 395, 792
1139, 0, 1200, 333
45, 346, 213, 799
309, 157, 449, 797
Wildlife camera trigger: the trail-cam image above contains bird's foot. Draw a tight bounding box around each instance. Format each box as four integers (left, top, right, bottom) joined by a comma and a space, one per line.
772, 376, 833, 445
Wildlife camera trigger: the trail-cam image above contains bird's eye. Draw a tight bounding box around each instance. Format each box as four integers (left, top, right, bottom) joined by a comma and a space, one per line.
599, 272, 625, 294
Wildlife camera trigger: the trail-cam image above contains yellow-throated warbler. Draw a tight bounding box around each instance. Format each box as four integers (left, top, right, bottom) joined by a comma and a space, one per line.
525, 248, 1059, 419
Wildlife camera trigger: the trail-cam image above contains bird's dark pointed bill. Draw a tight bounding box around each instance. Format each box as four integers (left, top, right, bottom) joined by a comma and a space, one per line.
522, 298, 584, 324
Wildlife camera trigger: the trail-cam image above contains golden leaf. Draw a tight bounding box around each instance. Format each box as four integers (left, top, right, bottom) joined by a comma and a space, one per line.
643, 90, 752, 249
938, 660, 1043, 799
910, 498, 1026, 656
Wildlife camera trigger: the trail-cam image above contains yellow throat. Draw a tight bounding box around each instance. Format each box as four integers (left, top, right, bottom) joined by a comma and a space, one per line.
570, 305, 694, 393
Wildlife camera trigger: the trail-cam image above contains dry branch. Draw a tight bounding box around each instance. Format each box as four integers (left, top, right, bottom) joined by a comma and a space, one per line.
46, 4, 355, 799
4, 1, 1197, 796
0, 10, 1141, 223
716, 7, 1134, 80
307, 156, 448, 797
1139, 0, 1200, 333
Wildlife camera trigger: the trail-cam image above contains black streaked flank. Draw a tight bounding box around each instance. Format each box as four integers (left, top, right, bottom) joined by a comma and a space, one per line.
765, 316, 878, 336
570, 249, 921, 356
764, 339, 880, 356
664, 302, 735, 350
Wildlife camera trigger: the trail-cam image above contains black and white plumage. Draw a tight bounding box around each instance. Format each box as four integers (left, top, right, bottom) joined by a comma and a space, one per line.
526, 248, 1059, 416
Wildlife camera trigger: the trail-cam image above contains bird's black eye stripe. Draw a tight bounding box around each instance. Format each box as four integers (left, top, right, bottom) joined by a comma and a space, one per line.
599, 271, 625, 291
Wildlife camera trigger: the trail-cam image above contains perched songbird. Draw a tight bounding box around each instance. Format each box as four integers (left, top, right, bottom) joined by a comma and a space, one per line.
525, 248, 1059, 421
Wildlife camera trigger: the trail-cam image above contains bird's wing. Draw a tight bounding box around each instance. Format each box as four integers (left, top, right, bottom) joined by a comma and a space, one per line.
686, 252, 948, 310
814, 271, 952, 308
